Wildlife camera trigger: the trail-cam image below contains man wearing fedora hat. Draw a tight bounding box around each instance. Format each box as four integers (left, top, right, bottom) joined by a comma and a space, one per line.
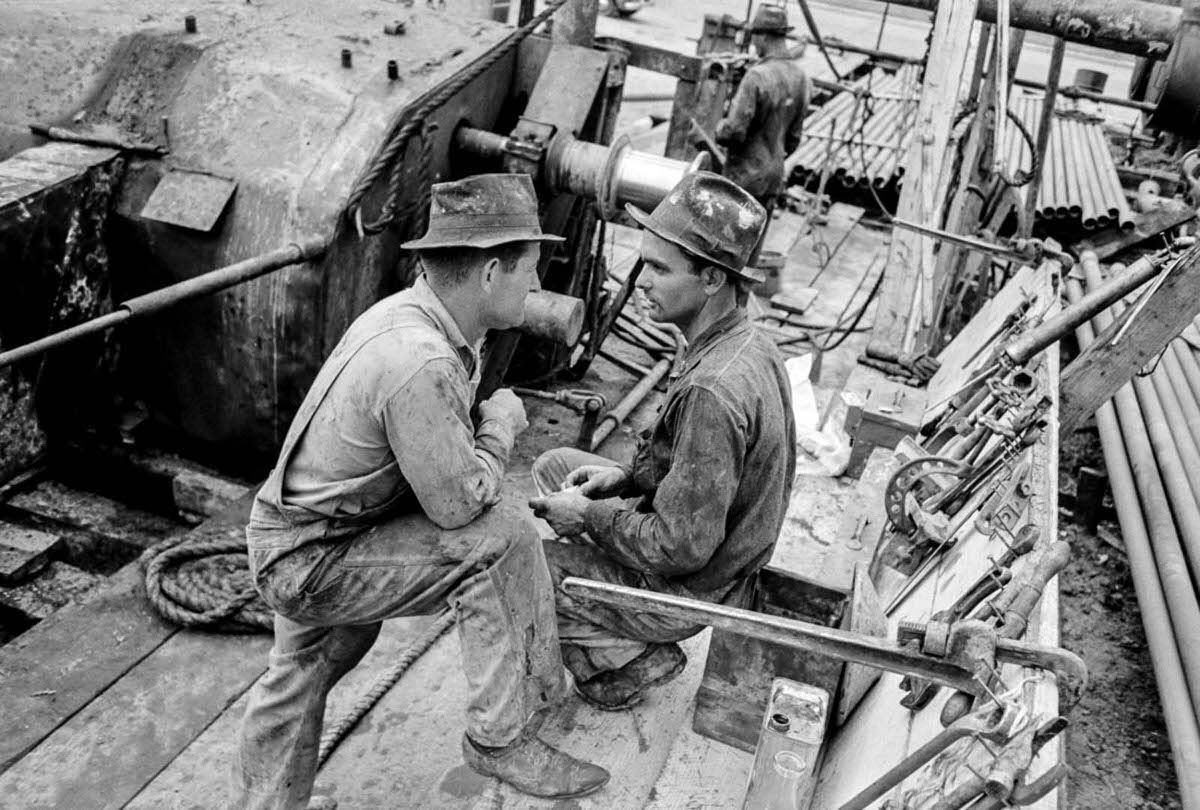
529, 171, 797, 711
233, 174, 610, 808
708, 3, 810, 260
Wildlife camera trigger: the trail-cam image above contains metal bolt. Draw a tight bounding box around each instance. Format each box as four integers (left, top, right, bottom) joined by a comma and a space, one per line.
387, 60, 399, 80
184, 15, 197, 33
341, 49, 352, 68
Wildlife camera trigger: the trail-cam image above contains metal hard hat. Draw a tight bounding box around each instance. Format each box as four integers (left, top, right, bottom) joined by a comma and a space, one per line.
625, 171, 769, 283
401, 173, 564, 250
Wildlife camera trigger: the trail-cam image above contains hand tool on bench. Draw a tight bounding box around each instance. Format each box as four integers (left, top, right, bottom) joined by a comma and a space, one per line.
562, 578, 1089, 715
939, 540, 1074, 726
899, 525, 1039, 710
838, 701, 1022, 810
926, 717, 1068, 810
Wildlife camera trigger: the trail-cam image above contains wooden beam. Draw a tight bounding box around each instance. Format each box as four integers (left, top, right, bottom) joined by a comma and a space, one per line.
1060, 246, 1200, 433
865, 0, 980, 365
594, 37, 701, 82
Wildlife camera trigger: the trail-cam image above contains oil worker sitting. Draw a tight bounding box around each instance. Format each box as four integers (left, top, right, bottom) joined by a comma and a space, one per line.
529, 171, 797, 711
233, 174, 610, 809
710, 3, 811, 263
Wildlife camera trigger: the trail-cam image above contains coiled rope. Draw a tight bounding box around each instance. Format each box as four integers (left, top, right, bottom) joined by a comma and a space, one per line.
142, 533, 273, 633
344, 0, 569, 236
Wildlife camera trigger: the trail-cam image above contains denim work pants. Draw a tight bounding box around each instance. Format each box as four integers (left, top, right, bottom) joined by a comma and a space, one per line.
232, 500, 565, 810
531, 448, 705, 683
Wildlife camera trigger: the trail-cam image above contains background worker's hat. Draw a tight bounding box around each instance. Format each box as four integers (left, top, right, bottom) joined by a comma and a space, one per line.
749, 4, 792, 33
625, 171, 769, 283
401, 173, 564, 250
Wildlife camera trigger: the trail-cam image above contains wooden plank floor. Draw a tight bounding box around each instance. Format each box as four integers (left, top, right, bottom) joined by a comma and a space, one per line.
0, 209, 1063, 809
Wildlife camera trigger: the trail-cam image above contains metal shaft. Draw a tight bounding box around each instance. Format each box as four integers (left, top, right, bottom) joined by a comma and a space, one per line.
872, 0, 1179, 58
0, 237, 328, 369
562, 578, 984, 694
1002, 252, 1161, 366
590, 357, 670, 450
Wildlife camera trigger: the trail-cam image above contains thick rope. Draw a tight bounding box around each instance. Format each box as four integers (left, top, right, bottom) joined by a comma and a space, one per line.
317, 610, 457, 767
344, 0, 569, 236
142, 535, 273, 633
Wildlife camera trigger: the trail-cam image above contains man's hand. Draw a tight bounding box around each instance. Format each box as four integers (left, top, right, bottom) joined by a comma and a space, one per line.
563, 465, 629, 499
479, 388, 529, 436
529, 489, 591, 537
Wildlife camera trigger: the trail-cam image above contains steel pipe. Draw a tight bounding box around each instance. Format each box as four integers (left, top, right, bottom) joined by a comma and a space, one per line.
1002, 252, 1160, 366
1012, 77, 1158, 112
1067, 275, 1200, 807
590, 356, 670, 450
0, 237, 328, 369
456, 127, 699, 219
875, 0, 1179, 58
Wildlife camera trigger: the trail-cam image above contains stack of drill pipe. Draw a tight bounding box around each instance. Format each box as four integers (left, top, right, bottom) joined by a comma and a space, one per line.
1003, 95, 1135, 231
789, 63, 921, 192
1067, 251, 1200, 805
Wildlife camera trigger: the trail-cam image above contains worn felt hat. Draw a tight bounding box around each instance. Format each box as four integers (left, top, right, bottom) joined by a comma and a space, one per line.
625, 171, 769, 283
749, 4, 792, 33
401, 173, 564, 250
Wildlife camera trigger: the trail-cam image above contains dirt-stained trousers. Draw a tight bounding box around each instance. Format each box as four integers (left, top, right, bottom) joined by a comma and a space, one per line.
231, 499, 565, 810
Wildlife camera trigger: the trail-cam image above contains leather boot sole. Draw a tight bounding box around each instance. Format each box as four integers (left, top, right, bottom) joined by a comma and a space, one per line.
574, 649, 687, 712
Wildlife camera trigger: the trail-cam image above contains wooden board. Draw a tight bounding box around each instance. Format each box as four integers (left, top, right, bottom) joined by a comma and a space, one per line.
1060, 246, 1200, 433
769, 448, 898, 596
0, 491, 253, 773
645, 705, 753, 810
811, 265, 1063, 810
0, 629, 272, 809
0, 563, 174, 773
126, 616, 437, 809
866, 0, 980, 361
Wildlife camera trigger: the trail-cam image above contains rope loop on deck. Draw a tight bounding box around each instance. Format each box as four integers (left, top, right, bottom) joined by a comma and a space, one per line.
142, 535, 274, 632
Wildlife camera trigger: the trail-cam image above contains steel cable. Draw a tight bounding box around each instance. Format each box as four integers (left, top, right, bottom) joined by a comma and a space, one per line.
344, 0, 568, 235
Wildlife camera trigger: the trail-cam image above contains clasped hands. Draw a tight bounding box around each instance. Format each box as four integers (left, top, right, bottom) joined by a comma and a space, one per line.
528, 465, 628, 537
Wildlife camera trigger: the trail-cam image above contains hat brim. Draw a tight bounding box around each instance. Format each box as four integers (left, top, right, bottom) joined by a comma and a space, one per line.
401, 229, 565, 251
625, 203, 766, 284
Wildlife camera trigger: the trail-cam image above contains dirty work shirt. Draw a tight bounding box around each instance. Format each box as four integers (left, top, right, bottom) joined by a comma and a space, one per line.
715, 56, 811, 203
583, 307, 797, 600
247, 273, 515, 573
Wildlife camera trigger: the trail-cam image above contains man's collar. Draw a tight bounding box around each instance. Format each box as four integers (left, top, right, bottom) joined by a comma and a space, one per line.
411, 274, 473, 351
686, 307, 750, 360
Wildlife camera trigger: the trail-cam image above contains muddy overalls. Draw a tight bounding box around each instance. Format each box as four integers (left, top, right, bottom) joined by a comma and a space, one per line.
231, 285, 565, 810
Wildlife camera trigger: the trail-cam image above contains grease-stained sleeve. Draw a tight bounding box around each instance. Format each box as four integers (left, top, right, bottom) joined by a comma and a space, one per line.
784, 72, 811, 155
582, 386, 744, 576
381, 356, 514, 529
715, 72, 760, 147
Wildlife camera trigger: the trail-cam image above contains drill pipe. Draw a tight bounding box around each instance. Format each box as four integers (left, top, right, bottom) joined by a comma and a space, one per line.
1002, 252, 1160, 366
872, 0, 1179, 58
0, 237, 328, 369
590, 356, 671, 450
1067, 275, 1200, 807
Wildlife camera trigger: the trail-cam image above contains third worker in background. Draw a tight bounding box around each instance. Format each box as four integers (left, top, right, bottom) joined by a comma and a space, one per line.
713, 3, 811, 262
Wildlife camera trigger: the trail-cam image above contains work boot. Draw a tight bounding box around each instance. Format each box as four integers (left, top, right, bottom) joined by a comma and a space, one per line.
461, 734, 610, 798
574, 642, 687, 711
